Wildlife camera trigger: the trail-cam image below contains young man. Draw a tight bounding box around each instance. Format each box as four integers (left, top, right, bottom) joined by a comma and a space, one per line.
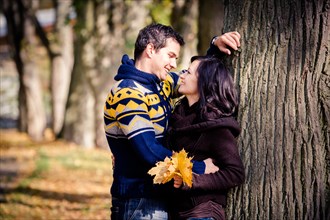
104, 23, 240, 220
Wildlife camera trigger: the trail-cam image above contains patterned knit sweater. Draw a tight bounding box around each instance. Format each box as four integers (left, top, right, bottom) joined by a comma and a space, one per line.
104, 55, 205, 198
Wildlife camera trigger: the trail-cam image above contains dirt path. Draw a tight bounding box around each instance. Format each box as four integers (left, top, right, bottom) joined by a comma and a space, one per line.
0, 130, 36, 194
0, 147, 35, 202
0, 129, 113, 220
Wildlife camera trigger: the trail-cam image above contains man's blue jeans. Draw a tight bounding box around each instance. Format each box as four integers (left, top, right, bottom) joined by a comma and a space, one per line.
111, 197, 168, 220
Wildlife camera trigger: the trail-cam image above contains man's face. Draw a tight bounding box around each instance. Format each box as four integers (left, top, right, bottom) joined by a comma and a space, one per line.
150, 38, 181, 81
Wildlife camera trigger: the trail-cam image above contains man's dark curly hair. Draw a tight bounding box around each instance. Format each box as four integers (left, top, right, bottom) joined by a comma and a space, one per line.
134, 23, 185, 60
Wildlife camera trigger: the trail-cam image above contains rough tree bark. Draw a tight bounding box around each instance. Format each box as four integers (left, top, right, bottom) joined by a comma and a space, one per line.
222, 0, 329, 219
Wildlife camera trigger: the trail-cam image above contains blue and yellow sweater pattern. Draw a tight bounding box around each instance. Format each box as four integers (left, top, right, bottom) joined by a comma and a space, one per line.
104, 55, 184, 198
104, 74, 177, 141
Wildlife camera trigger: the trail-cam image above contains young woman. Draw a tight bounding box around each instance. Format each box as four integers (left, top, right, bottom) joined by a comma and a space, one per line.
167, 56, 245, 220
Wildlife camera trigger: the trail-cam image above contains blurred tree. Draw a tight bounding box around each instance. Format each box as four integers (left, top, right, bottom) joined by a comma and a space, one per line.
171, 0, 199, 69
149, 0, 173, 25
197, 0, 224, 54
1, 0, 228, 148
222, 0, 329, 219
50, 0, 74, 136
63, 0, 126, 148
95, 0, 127, 148
2, 0, 47, 141
124, 0, 152, 57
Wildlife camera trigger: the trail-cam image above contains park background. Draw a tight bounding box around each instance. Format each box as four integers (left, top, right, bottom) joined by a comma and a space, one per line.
0, 0, 329, 219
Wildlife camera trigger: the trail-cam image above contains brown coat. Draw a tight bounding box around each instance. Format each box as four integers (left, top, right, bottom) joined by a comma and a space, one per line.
167, 98, 245, 219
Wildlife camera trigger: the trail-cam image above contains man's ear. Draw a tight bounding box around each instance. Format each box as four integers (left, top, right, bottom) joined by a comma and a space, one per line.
146, 43, 155, 58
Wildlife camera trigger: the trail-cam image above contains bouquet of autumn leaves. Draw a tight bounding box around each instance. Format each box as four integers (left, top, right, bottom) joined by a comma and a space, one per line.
148, 149, 193, 188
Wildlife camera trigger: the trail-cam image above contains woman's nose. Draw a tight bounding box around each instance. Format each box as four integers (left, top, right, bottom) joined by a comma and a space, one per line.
179, 73, 185, 79
180, 70, 188, 78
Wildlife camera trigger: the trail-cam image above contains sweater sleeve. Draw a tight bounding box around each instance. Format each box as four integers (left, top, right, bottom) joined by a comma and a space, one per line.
162, 71, 182, 99
189, 128, 245, 191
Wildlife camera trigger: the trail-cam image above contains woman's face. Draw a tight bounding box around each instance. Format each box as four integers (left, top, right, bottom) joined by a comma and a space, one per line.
179, 60, 200, 105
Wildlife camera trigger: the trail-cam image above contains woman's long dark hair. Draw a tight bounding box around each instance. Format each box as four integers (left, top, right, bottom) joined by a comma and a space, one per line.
192, 56, 238, 120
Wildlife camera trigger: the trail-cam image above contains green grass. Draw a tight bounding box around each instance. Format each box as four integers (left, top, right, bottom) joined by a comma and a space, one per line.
17, 149, 50, 188
52, 148, 111, 170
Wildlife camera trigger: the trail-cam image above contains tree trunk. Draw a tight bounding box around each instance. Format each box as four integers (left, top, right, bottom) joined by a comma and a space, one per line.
22, 1, 47, 141
2, 0, 26, 131
93, 0, 126, 148
63, 35, 95, 148
51, 0, 74, 136
124, 0, 151, 57
223, 0, 330, 219
63, 0, 126, 148
63, 0, 95, 148
20, 28, 47, 141
197, 0, 224, 55
3, 0, 46, 141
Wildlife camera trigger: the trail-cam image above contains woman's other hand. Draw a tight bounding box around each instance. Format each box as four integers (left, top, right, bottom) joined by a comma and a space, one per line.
214, 31, 241, 55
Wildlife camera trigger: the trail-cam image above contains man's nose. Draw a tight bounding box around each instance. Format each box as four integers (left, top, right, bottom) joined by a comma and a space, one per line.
170, 59, 177, 69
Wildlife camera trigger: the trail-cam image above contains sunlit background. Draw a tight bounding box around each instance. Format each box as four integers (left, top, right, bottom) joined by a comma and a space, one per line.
0, 0, 224, 219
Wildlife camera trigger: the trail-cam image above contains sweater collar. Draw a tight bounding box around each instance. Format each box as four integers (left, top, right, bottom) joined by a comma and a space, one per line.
115, 54, 160, 86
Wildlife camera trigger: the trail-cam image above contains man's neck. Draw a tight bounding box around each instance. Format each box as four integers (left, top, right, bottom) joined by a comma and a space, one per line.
135, 58, 152, 74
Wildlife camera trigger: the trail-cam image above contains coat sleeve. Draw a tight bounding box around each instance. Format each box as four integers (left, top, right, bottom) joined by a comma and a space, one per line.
189, 128, 245, 191
205, 37, 226, 59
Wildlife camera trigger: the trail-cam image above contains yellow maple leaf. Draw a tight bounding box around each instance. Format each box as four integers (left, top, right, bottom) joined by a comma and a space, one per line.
147, 157, 174, 184
172, 149, 193, 187
148, 149, 193, 187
